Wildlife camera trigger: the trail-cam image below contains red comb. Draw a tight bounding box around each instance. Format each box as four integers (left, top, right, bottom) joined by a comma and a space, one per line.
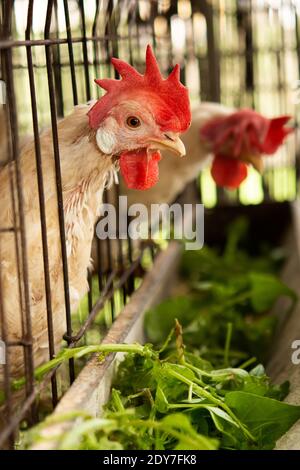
200, 109, 292, 157
88, 45, 191, 133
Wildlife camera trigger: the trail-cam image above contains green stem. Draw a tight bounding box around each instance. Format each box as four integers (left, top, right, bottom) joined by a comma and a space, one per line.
12, 343, 154, 392
111, 389, 125, 413
238, 357, 257, 370
169, 403, 213, 409
159, 326, 176, 354
184, 360, 245, 384
164, 366, 256, 442
219, 291, 251, 310
224, 322, 233, 367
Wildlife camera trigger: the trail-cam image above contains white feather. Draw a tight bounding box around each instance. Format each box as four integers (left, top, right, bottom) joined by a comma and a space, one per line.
96, 127, 116, 154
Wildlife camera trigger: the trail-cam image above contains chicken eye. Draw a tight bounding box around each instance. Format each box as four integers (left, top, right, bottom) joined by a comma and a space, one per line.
126, 116, 141, 129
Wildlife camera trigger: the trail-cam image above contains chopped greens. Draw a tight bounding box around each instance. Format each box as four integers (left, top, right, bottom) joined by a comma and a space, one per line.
145, 218, 297, 365
22, 327, 299, 450
20, 218, 299, 450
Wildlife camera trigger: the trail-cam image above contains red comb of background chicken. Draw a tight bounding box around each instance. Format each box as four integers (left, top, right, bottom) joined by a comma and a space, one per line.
200, 109, 293, 189
88, 45, 191, 133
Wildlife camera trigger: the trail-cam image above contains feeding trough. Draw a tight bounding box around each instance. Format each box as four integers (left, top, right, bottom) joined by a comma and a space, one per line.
27, 200, 300, 450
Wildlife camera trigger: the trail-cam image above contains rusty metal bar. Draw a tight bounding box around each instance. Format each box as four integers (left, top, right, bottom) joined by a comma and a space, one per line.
78, 0, 91, 101
0, 78, 27, 447
103, 190, 115, 320
62, 0, 78, 105
0, 235, 14, 448
44, 0, 74, 382
52, 0, 64, 118
0, 34, 143, 49
25, 0, 58, 407
2, 0, 36, 419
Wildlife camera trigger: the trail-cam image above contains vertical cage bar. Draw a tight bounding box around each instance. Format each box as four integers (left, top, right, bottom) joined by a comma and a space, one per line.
44, 0, 74, 383
25, 0, 58, 406
2, 0, 36, 415
52, 0, 64, 117
63, 0, 78, 106
0, 241, 14, 448
79, 0, 91, 101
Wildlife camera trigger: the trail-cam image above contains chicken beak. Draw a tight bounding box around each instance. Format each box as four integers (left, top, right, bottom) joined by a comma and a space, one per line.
241, 153, 264, 173
148, 133, 186, 157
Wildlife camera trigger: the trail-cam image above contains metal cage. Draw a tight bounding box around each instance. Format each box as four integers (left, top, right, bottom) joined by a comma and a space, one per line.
0, 0, 299, 449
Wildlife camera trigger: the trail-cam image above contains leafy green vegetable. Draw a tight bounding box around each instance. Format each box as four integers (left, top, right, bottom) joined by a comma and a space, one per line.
249, 272, 297, 312
145, 218, 297, 366
145, 296, 198, 344
225, 392, 300, 449
21, 321, 298, 450
19, 218, 299, 451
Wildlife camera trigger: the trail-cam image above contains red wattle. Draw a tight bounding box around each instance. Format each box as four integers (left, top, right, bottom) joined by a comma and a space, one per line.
120, 149, 161, 190
211, 155, 248, 189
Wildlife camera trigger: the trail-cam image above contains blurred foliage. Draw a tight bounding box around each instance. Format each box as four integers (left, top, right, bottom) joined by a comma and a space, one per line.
145, 217, 297, 365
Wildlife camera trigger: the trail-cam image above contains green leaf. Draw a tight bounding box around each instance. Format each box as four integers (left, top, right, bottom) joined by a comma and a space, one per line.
161, 414, 218, 450
155, 385, 169, 414
209, 368, 249, 381
249, 272, 297, 313
94, 437, 124, 450
163, 363, 196, 382
249, 364, 265, 376
207, 406, 239, 427
224, 217, 249, 263
206, 406, 241, 446
153, 363, 195, 404
225, 391, 300, 448
145, 296, 198, 343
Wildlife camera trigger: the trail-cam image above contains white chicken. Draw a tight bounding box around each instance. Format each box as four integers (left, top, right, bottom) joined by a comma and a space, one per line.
0, 46, 191, 394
